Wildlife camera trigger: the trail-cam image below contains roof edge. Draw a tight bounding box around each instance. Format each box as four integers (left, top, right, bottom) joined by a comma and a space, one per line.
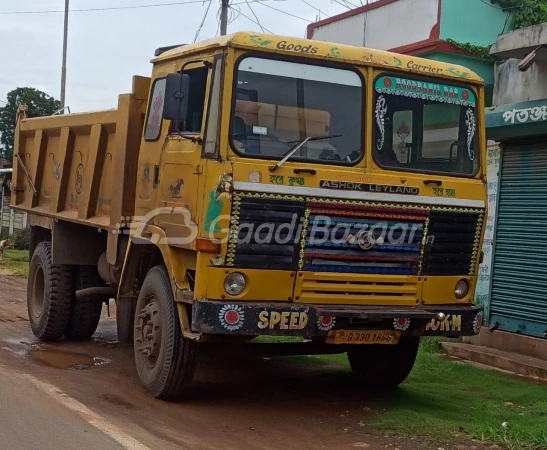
306, 0, 399, 39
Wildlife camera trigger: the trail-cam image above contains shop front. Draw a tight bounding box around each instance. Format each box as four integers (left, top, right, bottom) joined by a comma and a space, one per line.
485, 100, 547, 338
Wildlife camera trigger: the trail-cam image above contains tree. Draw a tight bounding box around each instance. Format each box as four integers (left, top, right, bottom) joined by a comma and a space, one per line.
0, 88, 61, 161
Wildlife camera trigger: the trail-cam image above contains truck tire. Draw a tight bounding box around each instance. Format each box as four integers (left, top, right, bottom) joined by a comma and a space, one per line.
65, 266, 104, 340
134, 266, 198, 400
116, 297, 136, 344
27, 242, 74, 341
347, 336, 420, 391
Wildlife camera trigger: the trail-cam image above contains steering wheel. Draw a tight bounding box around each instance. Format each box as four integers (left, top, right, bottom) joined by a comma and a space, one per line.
320, 153, 342, 161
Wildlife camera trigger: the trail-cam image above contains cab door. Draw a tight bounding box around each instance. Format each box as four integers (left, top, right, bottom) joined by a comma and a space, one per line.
155, 63, 212, 247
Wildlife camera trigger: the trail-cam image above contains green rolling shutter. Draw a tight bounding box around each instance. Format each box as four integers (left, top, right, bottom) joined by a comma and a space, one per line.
490, 143, 547, 338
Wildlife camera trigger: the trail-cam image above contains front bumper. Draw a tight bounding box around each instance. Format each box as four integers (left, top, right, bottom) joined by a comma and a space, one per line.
192, 301, 484, 338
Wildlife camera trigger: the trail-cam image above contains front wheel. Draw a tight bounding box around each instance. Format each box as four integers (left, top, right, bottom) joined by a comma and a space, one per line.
133, 266, 198, 400
347, 337, 420, 391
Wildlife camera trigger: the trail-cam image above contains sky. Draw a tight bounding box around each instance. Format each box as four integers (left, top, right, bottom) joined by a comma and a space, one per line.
0, 0, 362, 112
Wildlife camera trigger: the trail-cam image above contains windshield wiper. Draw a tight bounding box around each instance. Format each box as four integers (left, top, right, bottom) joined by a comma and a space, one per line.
269, 134, 342, 172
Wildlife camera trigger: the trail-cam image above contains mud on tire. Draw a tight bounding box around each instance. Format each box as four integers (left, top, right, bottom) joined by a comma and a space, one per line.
65, 266, 105, 340
347, 336, 420, 391
134, 266, 198, 400
27, 242, 74, 341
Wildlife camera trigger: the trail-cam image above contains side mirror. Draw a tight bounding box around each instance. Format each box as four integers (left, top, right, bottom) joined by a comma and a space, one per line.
163, 73, 190, 122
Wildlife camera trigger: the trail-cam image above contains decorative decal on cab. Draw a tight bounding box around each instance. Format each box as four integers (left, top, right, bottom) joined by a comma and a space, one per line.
140, 163, 151, 200
317, 316, 336, 332
258, 311, 309, 330
168, 178, 184, 198
393, 318, 411, 331
426, 314, 462, 332
473, 311, 484, 334
219, 304, 245, 331
320, 180, 419, 195
277, 40, 318, 54
248, 34, 273, 47
375, 76, 476, 107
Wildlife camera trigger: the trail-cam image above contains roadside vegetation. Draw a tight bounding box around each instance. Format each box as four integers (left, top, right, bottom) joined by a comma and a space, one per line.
278, 339, 547, 450
0, 248, 29, 278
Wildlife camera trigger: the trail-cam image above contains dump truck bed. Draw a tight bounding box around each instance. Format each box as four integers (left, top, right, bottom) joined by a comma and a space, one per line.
11, 76, 150, 231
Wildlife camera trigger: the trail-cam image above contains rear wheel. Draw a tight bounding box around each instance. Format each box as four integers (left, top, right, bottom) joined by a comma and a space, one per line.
133, 266, 198, 400
27, 242, 73, 341
65, 266, 105, 340
347, 337, 420, 391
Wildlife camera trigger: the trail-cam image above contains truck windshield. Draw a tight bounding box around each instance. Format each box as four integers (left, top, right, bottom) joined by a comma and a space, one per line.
231, 56, 363, 164
373, 75, 479, 176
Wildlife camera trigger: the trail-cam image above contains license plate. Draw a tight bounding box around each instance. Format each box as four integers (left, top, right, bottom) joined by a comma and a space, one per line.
326, 330, 401, 345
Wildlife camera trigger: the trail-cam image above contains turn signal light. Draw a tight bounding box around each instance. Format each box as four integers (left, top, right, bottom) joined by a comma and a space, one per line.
195, 238, 221, 253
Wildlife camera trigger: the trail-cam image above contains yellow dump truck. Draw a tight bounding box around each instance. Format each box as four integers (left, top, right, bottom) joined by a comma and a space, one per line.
12, 32, 487, 399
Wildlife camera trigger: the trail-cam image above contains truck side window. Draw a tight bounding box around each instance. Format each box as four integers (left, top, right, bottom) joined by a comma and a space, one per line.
144, 77, 166, 141
172, 67, 209, 134
203, 57, 223, 156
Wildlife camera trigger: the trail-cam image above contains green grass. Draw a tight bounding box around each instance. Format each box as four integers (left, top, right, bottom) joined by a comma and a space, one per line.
0, 260, 29, 278
369, 348, 547, 450
2, 249, 29, 262
1, 249, 29, 278
254, 336, 305, 344
270, 339, 547, 449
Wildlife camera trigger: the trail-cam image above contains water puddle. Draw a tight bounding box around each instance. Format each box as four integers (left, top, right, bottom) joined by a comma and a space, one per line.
30, 349, 111, 370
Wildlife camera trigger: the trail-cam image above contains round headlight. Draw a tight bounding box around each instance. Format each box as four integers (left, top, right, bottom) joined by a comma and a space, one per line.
224, 272, 246, 296
454, 279, 470, 299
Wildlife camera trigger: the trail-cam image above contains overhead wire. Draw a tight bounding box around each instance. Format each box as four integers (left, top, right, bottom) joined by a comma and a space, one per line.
193, 0, 213, 43
341, 0, 360, 8
255, 1, 312, 22
237, 8, 274, 33
331, 0, 352, 10
228, 4, 242, 23
0, 0, 283, 15
300, 0, 330, 18
244, 0, 266, 32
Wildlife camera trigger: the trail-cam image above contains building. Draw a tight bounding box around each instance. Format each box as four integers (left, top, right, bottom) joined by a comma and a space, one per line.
307, 0, 513, 105
0, 157, 27, 237
476, 24, 547, 342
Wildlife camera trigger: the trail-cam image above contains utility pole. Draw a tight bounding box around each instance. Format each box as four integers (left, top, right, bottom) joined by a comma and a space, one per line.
60, 0, 69, 111
220, 0, 229, 36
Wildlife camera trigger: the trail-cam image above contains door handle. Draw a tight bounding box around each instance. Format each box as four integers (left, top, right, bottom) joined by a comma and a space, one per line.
424, 180, 443, 186
293, 168, 317, 175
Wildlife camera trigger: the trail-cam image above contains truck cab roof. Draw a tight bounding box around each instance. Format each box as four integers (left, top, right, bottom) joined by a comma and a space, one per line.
151, 31, 483, 84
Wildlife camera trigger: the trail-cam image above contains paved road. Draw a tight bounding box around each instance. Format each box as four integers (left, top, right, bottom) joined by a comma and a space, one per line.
0, 366, 123, 450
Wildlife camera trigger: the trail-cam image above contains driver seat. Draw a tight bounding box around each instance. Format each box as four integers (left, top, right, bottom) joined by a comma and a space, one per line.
234, 116, 261, 155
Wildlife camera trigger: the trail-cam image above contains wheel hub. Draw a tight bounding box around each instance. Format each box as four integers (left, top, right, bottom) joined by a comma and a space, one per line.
135, 298, 161, 364
31, 263, 45, 319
